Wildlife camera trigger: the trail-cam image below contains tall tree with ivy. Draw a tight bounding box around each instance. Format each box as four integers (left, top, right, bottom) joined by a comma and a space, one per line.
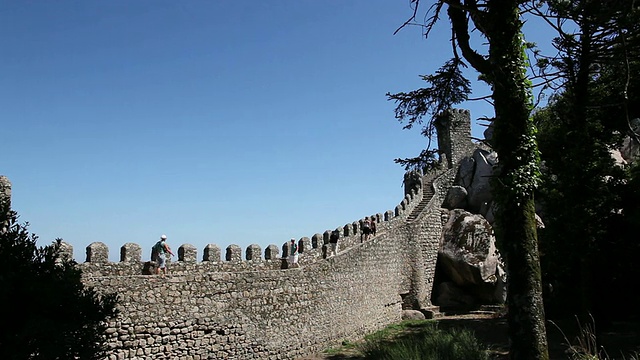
390, 1, 548, 358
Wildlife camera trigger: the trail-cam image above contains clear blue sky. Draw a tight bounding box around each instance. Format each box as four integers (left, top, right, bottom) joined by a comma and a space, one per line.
2, 1, 506, 261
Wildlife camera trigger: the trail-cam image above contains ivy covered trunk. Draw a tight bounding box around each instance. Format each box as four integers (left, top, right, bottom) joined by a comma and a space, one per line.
394, 0, 551, 355
486, 3, 549, 360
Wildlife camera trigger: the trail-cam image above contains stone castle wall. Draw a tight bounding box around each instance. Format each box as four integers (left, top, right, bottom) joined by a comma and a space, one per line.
72, 179, 437, 359
63, 183, 423, 276
68, 166, 460, 360
4, 169, 454, 360
3, 109, 477, 360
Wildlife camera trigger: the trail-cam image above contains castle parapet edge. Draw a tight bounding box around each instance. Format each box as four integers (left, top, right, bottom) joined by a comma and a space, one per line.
64, 182, 424, 278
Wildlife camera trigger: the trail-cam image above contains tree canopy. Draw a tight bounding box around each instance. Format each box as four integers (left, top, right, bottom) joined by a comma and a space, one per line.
531, 0, 640, 325
0, 211, 118, 360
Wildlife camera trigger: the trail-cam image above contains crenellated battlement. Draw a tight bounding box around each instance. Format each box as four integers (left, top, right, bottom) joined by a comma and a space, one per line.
65, 184, 424, 277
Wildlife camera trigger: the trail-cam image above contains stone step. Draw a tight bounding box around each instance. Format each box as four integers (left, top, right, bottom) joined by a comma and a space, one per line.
420, 306, 443, 319
406, 176, 436, 222
407, 199, 431, 221
437, 304, 506, 317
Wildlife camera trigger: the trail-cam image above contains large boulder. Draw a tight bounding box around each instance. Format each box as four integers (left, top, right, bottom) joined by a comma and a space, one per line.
435, 209, 506, 307
434, 281, 476, 308
443, 185, 468, 210
610, 149, 628, 166
447, 150, 499, 223
402, 310, 426, 321
466, 149, 497, 214
620, 118, 640, 165
483, 121, 494, 144
455, 156, 476, 188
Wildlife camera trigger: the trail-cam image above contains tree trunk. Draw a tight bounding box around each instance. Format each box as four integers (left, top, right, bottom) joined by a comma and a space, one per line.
485, 3, 550, 360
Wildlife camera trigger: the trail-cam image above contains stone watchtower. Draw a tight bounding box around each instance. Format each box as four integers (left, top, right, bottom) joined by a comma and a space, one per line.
434, 109, 475, 170
403, 109, 474, 196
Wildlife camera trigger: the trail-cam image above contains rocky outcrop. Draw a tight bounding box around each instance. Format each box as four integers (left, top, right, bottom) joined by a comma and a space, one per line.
402, 310, 426, 321
445, 148, 498, 224
434, 209, 506, 308
620, 118, 640, 165
466, 149, 497, 214
443, 185, 467, 209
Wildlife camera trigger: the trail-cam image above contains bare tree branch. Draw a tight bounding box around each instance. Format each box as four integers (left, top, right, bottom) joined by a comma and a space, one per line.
445, 0, 491, 74
394, 0, 420, 35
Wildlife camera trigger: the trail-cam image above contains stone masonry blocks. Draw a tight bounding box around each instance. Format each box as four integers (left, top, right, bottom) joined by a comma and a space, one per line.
265, 244, 279, 260
246, 244, 262, 261
179, 243, 197, 262
120, 243, 142, 263
204, 244, 221, 261
86, 242, 109, 263
343, 224, 351, 237
311, 233, 322, 248
226, 244, 242, 262
299, 237, 311, 253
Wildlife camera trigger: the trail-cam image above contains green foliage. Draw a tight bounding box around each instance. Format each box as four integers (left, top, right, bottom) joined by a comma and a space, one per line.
533, 0, 640, 123
387, 58, 471, 171
496, 126, 542, 206
359, 321, 489, 360
532, 0, 640, 321
535, 91, 630, 318
393, 148, 442, 172
0, 211, 118, 360
387, 58, 471, 135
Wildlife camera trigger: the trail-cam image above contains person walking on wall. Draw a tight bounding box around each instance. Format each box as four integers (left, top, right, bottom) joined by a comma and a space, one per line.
329, 229, 339, 257
153, 234, 175, 276
288, 238, 299, 268
361, 217, 371, 242
370, 216, 377, 237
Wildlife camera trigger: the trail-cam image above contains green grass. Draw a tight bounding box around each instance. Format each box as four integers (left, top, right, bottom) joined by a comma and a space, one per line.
321, 316, 639, 360
323, 340, 359, 356
551, 315, 640, 360
323, 320, 490, 360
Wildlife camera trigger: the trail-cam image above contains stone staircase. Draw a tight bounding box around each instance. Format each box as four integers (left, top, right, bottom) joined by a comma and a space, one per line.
406, 177, 436, 222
